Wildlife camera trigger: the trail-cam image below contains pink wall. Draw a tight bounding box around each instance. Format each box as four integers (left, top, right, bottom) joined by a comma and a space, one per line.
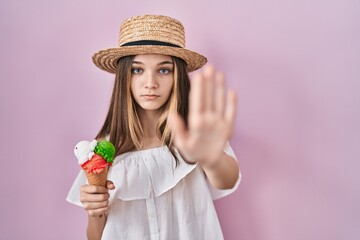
1, 1, 359, 239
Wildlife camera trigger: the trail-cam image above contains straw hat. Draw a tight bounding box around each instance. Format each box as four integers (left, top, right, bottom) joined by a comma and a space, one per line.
92, 15, 207, 73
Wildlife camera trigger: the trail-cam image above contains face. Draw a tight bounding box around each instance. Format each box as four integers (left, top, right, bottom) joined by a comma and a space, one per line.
130, 54, 174, 113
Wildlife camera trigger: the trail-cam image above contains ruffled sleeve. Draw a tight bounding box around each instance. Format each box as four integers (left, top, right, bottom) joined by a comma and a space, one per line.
205, 142, 242, 200
66, 170, 88, 207
108, 147, 197, 201
66, 146, 198, 205
66, 144, 240, 206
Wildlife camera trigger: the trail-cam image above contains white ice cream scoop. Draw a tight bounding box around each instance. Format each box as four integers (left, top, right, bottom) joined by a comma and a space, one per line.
74, 139, 98, 164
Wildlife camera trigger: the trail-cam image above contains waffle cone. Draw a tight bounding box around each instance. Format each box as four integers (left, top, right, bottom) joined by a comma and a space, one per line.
85, 168, 108, 187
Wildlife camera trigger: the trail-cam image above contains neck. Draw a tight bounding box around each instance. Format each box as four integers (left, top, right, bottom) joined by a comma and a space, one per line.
137, 108, 164, 149
138, 109, 161, 136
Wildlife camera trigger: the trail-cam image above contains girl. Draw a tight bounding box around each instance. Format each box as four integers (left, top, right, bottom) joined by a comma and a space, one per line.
67, 14, 241, 240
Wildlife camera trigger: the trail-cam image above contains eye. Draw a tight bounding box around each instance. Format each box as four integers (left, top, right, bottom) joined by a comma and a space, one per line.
159, 68, 171, 74
131, 68, 143, 74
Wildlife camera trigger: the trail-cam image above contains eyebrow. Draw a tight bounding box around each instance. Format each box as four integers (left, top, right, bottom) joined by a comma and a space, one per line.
132, 61, 174, 66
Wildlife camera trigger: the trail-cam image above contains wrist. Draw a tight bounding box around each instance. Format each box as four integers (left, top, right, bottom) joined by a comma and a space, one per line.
199, 151, 224, 170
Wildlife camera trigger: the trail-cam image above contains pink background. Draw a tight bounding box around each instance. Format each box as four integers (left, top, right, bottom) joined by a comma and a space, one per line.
1, 0, 359, 239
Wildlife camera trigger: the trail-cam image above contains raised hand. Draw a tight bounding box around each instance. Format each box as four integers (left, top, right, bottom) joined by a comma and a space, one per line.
170, 65, 237, 168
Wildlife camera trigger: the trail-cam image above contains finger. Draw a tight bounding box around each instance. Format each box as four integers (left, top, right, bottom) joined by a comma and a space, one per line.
80, 184, 108, 194
169, 111, 187, 149
224, 90, 237, 137
83, 199, 109, 210
88, 206, 110, 217
189, 73, 204, 114
203, 65, 215, 111
214, 71, 225, 115
80, 192, 110, 203
106, 180, 115, 190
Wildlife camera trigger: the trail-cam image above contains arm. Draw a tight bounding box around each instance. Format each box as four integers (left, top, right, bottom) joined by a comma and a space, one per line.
201, 152, 239, 189
87, 215, 107, 240
80, 181, 115, 240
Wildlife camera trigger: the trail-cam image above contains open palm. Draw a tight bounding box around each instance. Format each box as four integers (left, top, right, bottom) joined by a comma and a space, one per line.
170, 65, 237, 167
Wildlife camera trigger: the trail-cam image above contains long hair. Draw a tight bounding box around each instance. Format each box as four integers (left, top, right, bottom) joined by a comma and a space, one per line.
96, 55, 190, 165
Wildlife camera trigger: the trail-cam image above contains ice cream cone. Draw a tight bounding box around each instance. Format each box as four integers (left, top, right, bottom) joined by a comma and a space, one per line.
74, 139, 115, 187
85, 167, 108, 186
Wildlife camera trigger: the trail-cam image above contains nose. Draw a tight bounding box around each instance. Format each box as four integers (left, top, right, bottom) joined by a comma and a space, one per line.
144, 71, 158, 89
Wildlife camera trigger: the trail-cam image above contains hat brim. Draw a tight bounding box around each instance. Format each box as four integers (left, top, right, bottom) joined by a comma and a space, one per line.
92, 45, 207, 74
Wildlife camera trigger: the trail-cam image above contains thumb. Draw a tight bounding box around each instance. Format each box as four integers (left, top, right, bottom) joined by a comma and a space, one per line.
106, 180, 115, 190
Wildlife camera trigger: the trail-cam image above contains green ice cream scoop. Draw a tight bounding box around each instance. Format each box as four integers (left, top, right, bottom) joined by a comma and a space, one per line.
94, 140, 115, 163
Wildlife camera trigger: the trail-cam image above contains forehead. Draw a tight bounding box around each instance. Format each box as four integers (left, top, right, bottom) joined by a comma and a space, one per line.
133, 54, 173, 64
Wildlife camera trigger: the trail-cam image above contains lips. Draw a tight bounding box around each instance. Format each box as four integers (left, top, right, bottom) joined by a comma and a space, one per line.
141, 94, 160, 100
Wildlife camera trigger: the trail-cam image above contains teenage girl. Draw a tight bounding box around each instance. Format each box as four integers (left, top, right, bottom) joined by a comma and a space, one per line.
67, 14, 241, 240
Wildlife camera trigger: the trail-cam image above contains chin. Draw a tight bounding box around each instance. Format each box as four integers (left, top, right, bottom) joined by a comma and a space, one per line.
139, 104, 163, 111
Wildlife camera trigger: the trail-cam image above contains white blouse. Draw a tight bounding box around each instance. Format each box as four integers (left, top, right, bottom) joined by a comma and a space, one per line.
66, 144, 241, 240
